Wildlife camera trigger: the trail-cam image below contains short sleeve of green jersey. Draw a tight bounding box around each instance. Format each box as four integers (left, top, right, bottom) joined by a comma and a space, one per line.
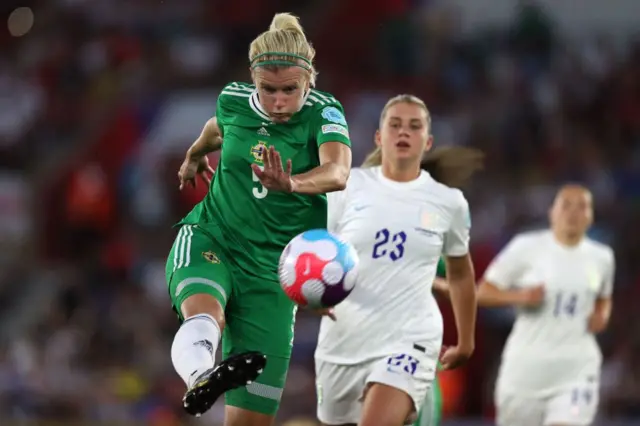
216, 82, 256, 137
215, 83, 236, 137
312, 98, 351, 148
215, 97, 226, 137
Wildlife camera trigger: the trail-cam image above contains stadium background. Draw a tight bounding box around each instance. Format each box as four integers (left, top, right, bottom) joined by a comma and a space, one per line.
1, 0, 639, 424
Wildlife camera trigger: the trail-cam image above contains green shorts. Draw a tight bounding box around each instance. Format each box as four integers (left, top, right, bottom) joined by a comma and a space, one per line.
413, 376, 442, 426
165, 224, 296, 415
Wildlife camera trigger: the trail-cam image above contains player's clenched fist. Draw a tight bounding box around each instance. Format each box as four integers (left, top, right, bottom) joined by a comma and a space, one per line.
587, 311, 607, 333
178, 153, 215, 190
440, 344, 474, 370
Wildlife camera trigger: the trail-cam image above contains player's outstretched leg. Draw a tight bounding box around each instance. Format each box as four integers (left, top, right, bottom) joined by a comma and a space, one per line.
167, 224, 271, 416
169, 295, 268, 417
183, 351, 268, 416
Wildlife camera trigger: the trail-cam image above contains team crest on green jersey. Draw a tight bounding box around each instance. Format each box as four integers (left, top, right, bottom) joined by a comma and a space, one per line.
251, 141, 268, 163
202, 251, 220, 264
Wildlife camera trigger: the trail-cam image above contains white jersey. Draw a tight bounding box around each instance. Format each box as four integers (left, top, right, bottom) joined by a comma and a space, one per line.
315, 166, 471, 364
484, 230, 615, 396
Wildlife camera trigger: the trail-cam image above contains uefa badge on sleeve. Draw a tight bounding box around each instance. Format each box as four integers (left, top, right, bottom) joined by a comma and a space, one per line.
321, 106, 347, 125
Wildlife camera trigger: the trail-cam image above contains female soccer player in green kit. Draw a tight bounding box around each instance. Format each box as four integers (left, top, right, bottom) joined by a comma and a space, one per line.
165, 12, 352, 425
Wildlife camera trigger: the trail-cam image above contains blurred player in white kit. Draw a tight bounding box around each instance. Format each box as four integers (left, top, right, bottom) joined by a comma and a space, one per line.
478, 184, 615, 426
314, 94, 479, 426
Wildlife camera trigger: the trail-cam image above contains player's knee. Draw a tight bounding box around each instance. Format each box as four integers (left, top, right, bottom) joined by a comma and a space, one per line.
181, 293, 226, 330
360, 383, 414, 426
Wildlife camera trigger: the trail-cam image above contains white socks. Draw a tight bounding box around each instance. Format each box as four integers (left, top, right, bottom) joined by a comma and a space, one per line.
171, 313, 221, 388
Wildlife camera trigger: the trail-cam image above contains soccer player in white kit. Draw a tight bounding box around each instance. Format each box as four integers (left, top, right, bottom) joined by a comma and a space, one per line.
478, 185, 615, 426
314, 94, 478, 426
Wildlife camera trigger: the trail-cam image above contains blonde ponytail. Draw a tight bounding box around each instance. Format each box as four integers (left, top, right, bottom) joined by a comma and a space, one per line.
363, 146, 484, 188
362, 147, 383, 167
420, 146, 485, 188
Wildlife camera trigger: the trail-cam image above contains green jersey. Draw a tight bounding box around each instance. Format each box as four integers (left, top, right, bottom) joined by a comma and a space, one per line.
179, 81, 351, 275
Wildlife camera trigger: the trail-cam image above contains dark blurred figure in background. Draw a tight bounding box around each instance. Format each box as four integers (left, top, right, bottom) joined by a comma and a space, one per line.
0, 1, 639, 425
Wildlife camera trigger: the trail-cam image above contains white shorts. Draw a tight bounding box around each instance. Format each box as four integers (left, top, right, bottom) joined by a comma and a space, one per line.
315, 344, 438, 425
496, 378, 599, 426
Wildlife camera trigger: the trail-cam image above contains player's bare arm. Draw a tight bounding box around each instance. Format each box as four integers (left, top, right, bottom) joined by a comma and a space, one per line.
588, 297, 612, 333
178, 117, 221, 190
589, 245, 615, 334
191, 117, 224, 156
291, 141, 351, 194
440, 253, 476, 369
477, 280, 545, 308
256, 141, 351, 194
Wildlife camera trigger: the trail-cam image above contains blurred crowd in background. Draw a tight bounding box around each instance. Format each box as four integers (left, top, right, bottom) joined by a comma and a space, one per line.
0, 0, 639, 425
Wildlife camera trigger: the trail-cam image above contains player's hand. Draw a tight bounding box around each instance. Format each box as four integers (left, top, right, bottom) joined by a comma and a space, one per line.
517, 284, 545, 308
313, 308, 336, 321
252, 146, 294, 193
439, 344, 473, 370
432, 277, 450, 296
178, 153, 215, 190
587, 312, 607, 334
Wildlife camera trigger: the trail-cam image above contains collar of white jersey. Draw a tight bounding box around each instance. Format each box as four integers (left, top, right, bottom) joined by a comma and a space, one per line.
375, 166, 431, 190
548, 230, 588, 251
250, 89, 312, 123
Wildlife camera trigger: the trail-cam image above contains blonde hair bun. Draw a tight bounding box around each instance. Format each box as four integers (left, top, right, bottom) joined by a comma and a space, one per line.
269, 13, 305, 37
